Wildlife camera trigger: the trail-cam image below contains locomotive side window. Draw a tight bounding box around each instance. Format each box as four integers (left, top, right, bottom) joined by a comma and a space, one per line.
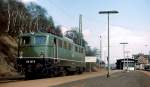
54, 38, 56, 45
68, 43, 72, 50
79, 47, 81, 53
35, 36, 46, 45
58, 39, 62, 48
81, 48, 84, 53
63, 41, 67, 49
22, 36, 31, 45
75, 46, 78, 52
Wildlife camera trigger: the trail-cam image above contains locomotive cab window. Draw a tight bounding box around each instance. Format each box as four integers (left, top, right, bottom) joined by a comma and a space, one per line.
22, 36, 31, 45
35, 36, 46, 45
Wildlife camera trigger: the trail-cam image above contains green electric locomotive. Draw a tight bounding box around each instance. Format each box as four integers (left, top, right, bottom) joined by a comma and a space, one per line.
17, 32, 85, 78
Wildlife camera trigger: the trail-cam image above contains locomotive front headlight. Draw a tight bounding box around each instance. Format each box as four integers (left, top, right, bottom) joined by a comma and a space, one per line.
26, 60, 29, 63
26, 60, 35, 63
30, 60, 35, 63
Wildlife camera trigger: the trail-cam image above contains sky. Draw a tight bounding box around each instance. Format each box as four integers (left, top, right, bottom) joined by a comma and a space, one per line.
21, 0, 150, 63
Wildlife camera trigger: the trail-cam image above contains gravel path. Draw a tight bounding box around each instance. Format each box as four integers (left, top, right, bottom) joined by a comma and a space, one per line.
53, 71, 150, 87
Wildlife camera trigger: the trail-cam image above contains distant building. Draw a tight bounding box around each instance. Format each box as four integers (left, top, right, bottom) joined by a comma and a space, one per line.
133, 53, 150, 70
116, 58, 135, 70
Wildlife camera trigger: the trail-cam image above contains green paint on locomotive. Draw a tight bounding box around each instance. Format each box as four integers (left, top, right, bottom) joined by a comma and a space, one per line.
20, 32, 85, 67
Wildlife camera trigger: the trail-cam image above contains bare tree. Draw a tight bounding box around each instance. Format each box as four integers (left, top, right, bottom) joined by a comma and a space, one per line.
7, 1, 10, 33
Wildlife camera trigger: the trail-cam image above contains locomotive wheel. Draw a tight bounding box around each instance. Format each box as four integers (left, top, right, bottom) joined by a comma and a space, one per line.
61, 69, 67, 76
48, 72, 54, 77
25, 72, 34, 80
77, 67, 83, 74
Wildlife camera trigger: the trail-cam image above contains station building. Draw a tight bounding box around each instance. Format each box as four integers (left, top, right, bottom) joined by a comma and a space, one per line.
116, 58, 135, 71
132, 54, 150, 70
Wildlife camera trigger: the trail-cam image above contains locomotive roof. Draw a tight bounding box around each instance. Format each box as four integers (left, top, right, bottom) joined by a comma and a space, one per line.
21, 32, 76, 44
21, 32, 51, 36
21, 32, 84, 48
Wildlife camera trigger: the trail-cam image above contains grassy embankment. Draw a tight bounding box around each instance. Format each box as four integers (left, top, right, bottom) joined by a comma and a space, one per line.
0, 35, 18, 77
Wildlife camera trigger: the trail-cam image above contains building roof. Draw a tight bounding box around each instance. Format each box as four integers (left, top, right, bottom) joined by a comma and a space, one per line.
117, 58, 135, 61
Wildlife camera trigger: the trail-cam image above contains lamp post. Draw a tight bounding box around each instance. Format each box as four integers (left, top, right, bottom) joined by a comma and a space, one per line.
99, 35, 102, 68
99, 10, 119, 77
120, 42, 128, 70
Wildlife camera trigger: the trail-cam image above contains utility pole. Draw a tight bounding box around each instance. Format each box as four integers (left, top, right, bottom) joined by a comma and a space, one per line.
100, 35, 102, 68
7, 1, 10, 32
120, 43, 128, 70
79, 14, 82, 46
125, 51, 130, 71
99, 10, 119, 78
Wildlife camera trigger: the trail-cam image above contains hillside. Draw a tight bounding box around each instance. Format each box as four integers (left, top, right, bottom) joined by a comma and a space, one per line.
0, 35, 18, 77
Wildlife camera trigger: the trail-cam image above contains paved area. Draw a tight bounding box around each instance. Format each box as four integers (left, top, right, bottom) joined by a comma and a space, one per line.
140, 71, 150, 76
1, 70, 119, 87
53, 71, 150, 87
